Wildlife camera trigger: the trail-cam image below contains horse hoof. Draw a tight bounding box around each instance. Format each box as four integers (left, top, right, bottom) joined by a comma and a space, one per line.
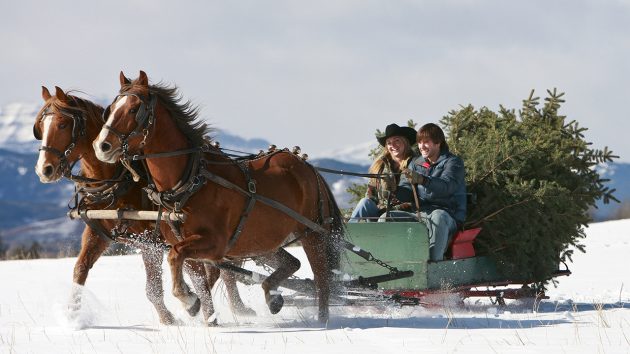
207, 318, 219, 327
267, 294, 284, 314
187, 298, 201, 317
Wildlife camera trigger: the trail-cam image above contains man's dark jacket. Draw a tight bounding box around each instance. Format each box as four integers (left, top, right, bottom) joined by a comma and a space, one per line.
407, 148, 467, 223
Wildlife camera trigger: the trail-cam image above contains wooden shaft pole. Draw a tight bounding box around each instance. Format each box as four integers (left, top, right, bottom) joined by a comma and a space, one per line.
67, 209, 186, 222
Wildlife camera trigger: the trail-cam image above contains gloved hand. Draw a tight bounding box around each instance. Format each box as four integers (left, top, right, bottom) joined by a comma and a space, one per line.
391, 202, 412, 211
402, 168, 424, 185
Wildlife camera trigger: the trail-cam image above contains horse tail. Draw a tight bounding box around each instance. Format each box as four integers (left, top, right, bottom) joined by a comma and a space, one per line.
315, 171, 346, 276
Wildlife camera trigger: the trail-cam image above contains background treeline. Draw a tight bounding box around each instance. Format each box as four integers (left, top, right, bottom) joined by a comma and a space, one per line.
0, 232, 137, 260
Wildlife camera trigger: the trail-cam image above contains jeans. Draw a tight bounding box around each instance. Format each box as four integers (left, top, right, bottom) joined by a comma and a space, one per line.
349, 198, 381, 223
421, 209, 457, 261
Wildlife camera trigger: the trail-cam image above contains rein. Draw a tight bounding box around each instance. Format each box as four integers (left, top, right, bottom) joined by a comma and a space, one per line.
124, 145, 395, 179
315, 166, 394, 179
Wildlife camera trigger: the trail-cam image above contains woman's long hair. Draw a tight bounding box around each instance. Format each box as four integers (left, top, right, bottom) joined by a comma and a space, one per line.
368, 138, 412, 187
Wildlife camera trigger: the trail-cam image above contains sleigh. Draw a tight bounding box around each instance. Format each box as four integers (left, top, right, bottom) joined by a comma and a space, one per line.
201, 221, 571, 308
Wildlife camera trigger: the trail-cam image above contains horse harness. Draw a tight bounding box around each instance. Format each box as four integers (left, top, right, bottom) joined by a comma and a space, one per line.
136, 146, 333, 254
103, 91, 334, 253
71, 164, 139, 243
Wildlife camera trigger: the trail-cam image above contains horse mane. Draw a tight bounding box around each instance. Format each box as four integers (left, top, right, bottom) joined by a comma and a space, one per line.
37, 91, 104, 127
121, 80, 212, 147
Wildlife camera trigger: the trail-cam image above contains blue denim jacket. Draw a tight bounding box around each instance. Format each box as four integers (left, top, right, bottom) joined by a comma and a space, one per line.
408, 149, 467, 223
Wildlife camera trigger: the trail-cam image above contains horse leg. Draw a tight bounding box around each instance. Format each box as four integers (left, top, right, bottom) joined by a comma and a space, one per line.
70, 226, 109, 313
301, 233, 333, 324
167, 247, 201, 318
218, 262, 256, 316
184, 260, 217, 325
139, 245, 178, 325
258, 248, 301, 315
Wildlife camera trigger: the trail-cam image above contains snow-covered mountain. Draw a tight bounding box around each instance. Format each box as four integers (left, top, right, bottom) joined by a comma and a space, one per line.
0, 102, 42, 154
314, 141, 376, 166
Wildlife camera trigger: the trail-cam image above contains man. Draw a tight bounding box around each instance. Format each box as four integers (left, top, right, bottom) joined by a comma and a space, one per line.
403, 123, 467, 261
349, 123, 417, 222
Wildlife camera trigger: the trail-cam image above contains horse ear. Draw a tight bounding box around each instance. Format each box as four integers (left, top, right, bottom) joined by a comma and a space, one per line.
54, 86, 68, 102
120, 71, 131, 86
41, 86, 51, 101
138, 70, 148, 87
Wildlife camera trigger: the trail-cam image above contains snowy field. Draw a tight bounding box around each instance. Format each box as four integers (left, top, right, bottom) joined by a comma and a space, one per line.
1, 219, 629, 353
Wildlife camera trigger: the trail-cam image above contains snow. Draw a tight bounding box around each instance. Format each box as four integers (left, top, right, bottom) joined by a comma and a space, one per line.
0, 219, 629, 353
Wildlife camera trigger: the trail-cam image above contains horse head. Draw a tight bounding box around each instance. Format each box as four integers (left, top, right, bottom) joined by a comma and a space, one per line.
33, 86, 93, 183
94, 70, 155, 163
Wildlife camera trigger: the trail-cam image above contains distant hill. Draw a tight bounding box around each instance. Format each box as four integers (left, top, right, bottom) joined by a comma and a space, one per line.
0, 148, 73, 229
592, 163, 630, 220
1, 216, 83, 256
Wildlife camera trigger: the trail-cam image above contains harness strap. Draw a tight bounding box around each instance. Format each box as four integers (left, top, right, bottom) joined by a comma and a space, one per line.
128, 146, 204, 161
226, 194, 257, 252
409, 183, 422, 221
79, 209, 116, 243
165, 212, 184, 242
199, 169, 330, 236
153, 207, 165, 241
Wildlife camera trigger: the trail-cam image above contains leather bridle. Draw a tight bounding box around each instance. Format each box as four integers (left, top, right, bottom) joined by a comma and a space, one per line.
101, 92, 157, 158
34, 105, 86, 176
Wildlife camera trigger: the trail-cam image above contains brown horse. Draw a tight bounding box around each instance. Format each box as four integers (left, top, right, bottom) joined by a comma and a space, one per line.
33, 86, 253, 325
93, 71, 345, 323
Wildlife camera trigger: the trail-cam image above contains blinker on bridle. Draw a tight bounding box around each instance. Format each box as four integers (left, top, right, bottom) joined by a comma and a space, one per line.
101, 92, 157, 159
35, 106, 86, 176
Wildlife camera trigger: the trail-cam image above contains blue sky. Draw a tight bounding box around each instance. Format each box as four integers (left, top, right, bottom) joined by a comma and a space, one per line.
2, 0, 629, 161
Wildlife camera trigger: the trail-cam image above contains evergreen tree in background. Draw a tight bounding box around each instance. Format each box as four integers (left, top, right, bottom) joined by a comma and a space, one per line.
442, 89, 617, 282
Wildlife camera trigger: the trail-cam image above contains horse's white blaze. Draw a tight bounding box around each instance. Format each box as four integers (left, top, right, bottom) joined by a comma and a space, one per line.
96, 96, 127, 144
35, 115, 53, 175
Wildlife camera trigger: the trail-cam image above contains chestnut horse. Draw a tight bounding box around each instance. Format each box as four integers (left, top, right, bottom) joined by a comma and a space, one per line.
33, 86, 253, 324
93, 71, 345, 323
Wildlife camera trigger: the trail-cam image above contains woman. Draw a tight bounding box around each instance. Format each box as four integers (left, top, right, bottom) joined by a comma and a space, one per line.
349, 123, 417, 222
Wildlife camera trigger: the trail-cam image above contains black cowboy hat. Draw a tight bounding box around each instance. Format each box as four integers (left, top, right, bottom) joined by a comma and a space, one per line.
377, 123, 417, 146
